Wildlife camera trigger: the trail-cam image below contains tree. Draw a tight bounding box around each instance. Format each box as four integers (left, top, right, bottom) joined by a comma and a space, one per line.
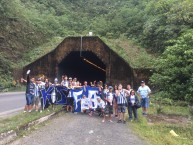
150, 30, 193, 103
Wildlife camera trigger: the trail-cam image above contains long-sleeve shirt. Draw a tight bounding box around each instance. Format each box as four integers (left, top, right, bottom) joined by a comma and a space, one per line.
26, 74, 35, 95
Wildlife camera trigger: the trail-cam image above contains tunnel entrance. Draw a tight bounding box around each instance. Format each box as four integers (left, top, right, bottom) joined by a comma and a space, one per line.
58, 51, 106, 83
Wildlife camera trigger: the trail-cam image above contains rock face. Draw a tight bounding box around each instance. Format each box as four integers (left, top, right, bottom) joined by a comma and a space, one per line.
23, 36, 151, 88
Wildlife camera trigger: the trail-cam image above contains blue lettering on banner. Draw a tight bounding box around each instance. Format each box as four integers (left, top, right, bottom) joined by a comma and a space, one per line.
40, 86, 68, 109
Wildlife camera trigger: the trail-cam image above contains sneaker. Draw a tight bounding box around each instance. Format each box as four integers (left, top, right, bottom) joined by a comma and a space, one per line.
109, 120, 113, 123
28, 110, 31, 113
117, 120, 122, 123
134, 118, 139, 122
143, 112, 148, 116
23, 110, 27, 113
102, 120, 105, 123
115, 115, 118, 117
40, 110, 42, 113
123, 120, 126, 124
129, 119, 133, 122
36, 110, 38, 112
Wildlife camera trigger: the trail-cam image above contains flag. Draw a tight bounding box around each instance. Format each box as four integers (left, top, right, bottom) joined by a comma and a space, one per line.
71, 87, 100, 112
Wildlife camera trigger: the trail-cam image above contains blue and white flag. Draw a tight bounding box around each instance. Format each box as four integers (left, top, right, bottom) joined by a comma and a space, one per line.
40, 86, 68, 109
71, 87, 100, 112
40, 86, 100, 112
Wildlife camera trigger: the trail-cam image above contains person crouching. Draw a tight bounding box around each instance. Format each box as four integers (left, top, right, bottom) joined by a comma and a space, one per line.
93, 97, 105, 120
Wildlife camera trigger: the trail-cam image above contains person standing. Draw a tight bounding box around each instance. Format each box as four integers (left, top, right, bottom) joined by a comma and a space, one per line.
137, 81, 151, 115
21, 70, 35, 113
113, 84, 118, 117
116, 84, 127, 124
103, 86, 114, 123
125, 84, 132, 96
34, 79, 40, 111
128, 90, 139, 121
61, 75, 69, 87
38, 78, 45, 113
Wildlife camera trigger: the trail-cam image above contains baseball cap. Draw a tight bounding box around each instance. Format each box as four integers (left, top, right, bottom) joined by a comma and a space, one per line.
141, 81, 145, 83
108, 86, 113, 89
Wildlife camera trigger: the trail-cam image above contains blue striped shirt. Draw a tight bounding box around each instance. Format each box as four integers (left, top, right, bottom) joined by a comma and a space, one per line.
117, 90, 127, 105
34, 84, 40, 97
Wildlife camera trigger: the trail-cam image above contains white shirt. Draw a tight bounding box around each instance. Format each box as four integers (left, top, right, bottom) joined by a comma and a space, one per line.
137, 85, 151, 98
130, 95, 135, 104
61, 80, 69, 87
97, 100, 105, 109
106, 92, 114, 105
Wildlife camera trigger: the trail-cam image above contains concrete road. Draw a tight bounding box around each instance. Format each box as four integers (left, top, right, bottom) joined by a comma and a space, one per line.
0, 92, 25, 117
10, 113, 149, 145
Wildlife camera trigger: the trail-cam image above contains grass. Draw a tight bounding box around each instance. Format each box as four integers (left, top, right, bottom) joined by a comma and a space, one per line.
16, 36, 63, 67
0, 105, 63, 133
128, 99, 193, 145
102, 36, 156, 68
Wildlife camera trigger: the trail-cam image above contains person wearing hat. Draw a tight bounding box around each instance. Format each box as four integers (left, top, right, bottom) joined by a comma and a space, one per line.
81, 95, 91, 113
103, 86, 114, 123
137, 81, 151, 115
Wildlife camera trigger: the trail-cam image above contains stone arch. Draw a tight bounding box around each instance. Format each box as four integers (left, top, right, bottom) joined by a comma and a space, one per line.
23, 36, 138, 87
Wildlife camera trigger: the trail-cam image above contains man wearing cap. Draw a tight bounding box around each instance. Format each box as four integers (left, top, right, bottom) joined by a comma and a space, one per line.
137, 81, 151, 115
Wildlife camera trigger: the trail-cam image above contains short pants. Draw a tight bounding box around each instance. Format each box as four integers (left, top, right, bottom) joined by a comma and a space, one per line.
34, 96, 40, 106
105, 105, 113, 114
26, 93, 34, 105
118, 104, 126, 113
67, 97, 74, 106
141, 98, 149, 108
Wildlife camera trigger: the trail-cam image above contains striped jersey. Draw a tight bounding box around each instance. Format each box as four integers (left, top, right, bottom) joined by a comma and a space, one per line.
34, 84, 40, 97
117, 90, 127, 105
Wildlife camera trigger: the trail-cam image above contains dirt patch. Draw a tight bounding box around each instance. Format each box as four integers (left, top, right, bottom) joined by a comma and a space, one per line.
147, 114, 191, 124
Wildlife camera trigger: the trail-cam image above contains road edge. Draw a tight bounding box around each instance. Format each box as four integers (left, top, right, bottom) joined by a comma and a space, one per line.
0, 109, 63, 145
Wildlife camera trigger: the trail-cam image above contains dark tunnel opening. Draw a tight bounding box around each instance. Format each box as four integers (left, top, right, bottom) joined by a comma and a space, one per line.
58, 51, 106, 84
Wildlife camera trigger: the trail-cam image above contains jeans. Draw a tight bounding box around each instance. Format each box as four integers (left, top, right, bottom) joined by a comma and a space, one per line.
26, 93, 34, 105
128, 105, 138, 119
141, 98, 149, 108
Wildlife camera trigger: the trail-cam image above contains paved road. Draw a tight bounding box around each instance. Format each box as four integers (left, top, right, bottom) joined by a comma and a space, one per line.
0, 92, 25, 117
10, 113, 149, 145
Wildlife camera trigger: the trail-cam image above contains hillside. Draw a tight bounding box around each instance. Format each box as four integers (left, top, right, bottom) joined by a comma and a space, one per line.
0, 0, 193, 87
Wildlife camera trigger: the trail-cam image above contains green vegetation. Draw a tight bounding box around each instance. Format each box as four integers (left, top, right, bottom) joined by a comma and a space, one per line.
0, 106, 62, 133
0, 0, 193, 144
129, 96, 193, 145
150, 30, 193, 103
102, 37, 155, 68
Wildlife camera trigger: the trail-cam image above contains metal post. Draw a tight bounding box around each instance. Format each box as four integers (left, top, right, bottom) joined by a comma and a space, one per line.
80, 36, 83, 57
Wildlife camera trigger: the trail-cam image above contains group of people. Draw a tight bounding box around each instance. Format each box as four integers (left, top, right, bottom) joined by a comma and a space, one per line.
80, 82, 151, 123
21, 70, 151, 124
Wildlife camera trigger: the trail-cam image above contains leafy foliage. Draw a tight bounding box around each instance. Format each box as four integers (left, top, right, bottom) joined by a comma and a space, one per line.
150, 30, 193, 103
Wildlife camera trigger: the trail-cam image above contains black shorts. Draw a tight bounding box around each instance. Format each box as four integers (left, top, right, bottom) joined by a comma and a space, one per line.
118, 104, 126, 113
67, 97, 74, 106
105, 105, 113, 115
